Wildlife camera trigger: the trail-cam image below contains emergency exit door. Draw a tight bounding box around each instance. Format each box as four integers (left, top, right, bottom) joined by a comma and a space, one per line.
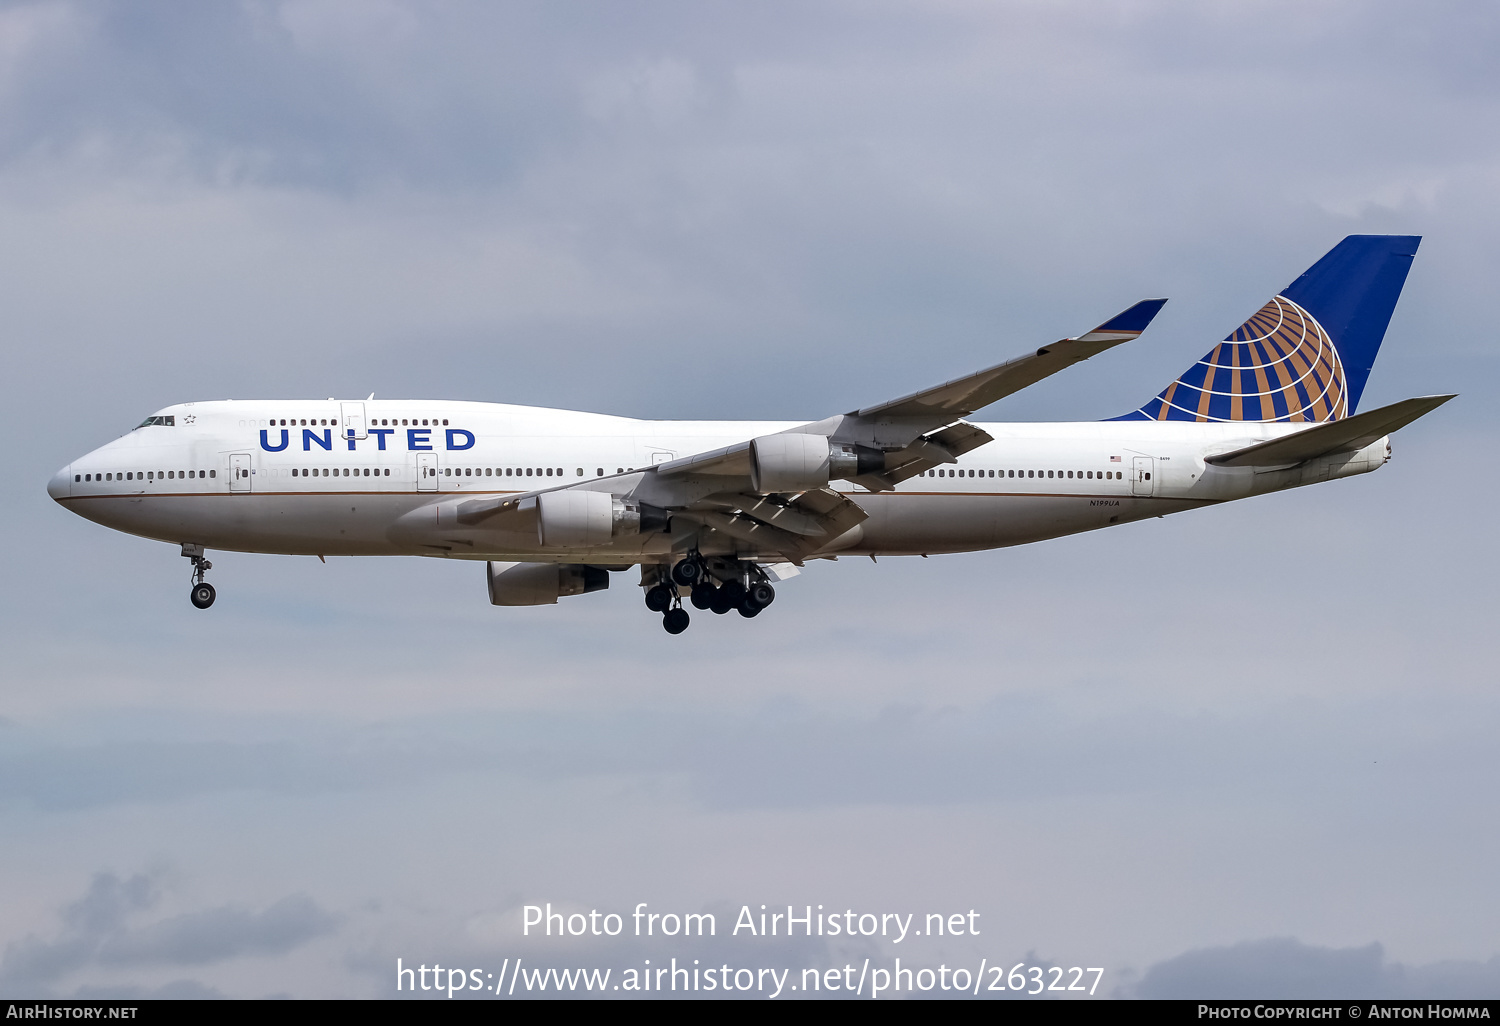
416, 452, 438, 491
1132, 456, 1156, 496
230, 453, 253, 493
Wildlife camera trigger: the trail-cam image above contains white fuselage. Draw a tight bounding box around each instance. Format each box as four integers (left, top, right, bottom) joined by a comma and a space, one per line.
48, 399, 1390, 563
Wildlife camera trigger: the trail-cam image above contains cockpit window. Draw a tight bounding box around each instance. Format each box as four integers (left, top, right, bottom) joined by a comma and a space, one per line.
135, 416, 175, 428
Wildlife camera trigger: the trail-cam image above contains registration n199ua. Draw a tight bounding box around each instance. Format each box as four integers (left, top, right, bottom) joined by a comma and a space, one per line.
49, 235, 1452, 633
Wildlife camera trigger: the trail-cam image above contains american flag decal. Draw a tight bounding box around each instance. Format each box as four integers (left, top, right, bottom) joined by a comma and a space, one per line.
1110, 455, 1121, 462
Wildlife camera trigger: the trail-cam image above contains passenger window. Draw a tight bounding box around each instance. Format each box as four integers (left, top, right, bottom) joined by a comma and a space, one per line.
442, 420, 449, 426
576, 468, 583, 476
546, 468, 553, 477
596, 467, 604, 476
526, 468, 533, 476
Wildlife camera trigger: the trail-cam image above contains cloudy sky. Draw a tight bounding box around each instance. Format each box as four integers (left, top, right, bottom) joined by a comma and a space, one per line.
2, 0, 1498, 1000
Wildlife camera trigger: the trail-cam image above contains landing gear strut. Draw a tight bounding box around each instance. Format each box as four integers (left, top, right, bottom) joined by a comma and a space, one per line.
183, 543, 215, 609
644, 556, 777, 632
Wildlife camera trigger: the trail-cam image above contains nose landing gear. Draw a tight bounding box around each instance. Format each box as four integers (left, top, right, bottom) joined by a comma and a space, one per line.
183, 543, 215, 609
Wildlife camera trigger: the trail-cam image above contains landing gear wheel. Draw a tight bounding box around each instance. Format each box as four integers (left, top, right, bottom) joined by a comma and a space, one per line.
709, 589, 735, 615
690, 582, 717, 610
747, 582, 776, 609
737, 600, 761, 618
644, 584, 674, 613
662, 608, 690, 634
190, 582, 216, 609
670, 560, 702, 587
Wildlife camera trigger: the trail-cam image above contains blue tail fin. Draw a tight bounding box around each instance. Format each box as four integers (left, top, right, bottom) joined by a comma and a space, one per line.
1119, 235, 1420, 422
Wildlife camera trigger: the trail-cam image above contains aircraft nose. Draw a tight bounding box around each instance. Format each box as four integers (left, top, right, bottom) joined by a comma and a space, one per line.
47, 465, 72, 502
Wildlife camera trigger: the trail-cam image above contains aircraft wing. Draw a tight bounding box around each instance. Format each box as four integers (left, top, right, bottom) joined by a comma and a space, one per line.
452, 299, 1168, 557
1205, 394, 1456, 468
855, 299, 1167, 422
647, 297, 1168, 487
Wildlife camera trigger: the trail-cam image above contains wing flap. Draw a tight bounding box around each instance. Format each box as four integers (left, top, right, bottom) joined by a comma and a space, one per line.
680, 486, 868, 556
1205, 394, 1456, 468
849, 421, 995, 491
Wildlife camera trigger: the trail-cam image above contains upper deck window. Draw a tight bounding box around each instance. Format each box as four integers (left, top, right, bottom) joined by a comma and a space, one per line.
135, 415, 175, 429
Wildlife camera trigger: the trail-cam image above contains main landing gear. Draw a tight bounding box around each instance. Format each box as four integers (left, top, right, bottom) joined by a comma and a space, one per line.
183, 543, 215, 609
642, 555, 776, 633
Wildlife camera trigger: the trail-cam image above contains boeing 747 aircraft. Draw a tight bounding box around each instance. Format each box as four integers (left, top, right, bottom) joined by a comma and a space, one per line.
49, 236, 1451, 633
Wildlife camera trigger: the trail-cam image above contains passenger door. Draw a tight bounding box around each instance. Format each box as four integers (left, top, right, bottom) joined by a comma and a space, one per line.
340, 402, 367, 442
416, 452, 438, 492
230, 453, 253, 493
1131, 456, 1155, 497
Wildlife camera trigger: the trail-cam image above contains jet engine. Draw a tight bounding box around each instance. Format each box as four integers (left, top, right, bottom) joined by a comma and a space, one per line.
749, 434, 884, 492
536, 491, 670, 547
487, 561, 609, 605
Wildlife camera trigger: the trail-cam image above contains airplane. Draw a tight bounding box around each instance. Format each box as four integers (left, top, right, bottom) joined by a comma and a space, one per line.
48, 235, 1452, 634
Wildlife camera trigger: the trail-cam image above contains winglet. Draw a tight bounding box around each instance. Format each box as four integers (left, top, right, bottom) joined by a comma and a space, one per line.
1076, 299, 1168, 342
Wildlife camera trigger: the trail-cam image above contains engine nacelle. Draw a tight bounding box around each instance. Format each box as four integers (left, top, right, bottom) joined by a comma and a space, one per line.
487, 561, 609, 606
537, 490, 613, 547
537, 490, 671, 547
750, 434, 884, 492
750, 433, 829, 492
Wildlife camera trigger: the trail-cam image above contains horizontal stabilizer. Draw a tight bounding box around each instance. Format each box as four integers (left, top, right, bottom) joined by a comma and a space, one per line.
1205, 394, 1455, 467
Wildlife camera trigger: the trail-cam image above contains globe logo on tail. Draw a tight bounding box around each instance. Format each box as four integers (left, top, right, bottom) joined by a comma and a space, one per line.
1136, 295, 1348, 423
